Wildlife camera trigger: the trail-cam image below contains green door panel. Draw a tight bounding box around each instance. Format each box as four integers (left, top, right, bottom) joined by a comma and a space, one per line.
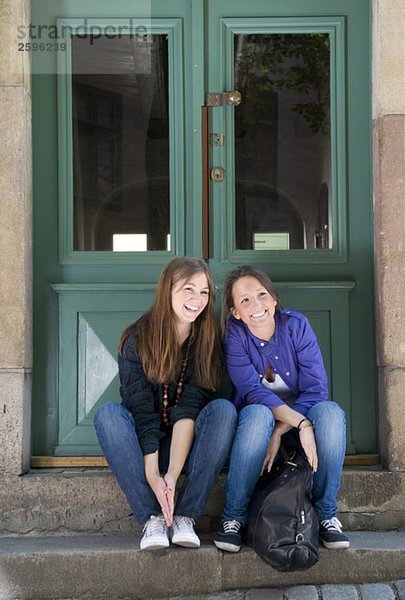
52, 282, 354, 456
32, 0, 375, 456
277, 282, 355, 454
53, 285, 156, 455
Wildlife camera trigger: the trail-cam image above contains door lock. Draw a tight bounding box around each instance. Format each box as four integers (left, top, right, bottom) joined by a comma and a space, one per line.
210, 167, 225, 182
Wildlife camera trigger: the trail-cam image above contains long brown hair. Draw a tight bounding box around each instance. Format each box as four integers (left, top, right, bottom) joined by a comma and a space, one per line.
120, 257, 222, 390
221, 265, 281, 335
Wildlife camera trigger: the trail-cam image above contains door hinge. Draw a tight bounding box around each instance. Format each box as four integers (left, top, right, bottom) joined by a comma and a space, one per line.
205, 90, 242, 107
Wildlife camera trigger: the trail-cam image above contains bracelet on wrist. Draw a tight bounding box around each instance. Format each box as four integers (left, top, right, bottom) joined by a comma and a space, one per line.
297, 418, 313, 433
298, 423, 313, 434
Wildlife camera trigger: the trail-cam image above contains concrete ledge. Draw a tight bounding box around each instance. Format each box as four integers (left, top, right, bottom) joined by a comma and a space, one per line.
337, 467, 405, 531
221, 532, 405, 590
1, 468, 405, 536
0, 532, 404, 600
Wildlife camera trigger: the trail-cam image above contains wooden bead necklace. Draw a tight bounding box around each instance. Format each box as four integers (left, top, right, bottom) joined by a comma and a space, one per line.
161, 336, 191, 427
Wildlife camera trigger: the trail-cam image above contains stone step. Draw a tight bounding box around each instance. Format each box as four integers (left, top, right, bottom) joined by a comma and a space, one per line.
0, 532, 404, 600
1, 467, 405, 536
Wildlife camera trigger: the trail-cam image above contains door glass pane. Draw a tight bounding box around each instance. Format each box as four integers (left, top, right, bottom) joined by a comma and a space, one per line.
234, 33, 331, 250
72, 35, 169, 251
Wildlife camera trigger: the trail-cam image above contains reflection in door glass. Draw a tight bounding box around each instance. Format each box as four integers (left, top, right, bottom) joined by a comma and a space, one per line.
234, 34, 331, 250
72, 35, 169, 251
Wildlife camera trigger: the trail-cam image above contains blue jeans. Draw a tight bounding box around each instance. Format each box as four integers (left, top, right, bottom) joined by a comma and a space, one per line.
308, 401, 346, 520
222, 404, 275, 525
94, 399, 237, 525
221, 401, 346, 525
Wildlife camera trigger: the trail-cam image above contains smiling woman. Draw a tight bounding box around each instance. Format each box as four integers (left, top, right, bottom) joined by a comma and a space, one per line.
171, 273, 210, 341
93, 257, 237, 551
230, 276, 278, 341
214, 265, 349, 553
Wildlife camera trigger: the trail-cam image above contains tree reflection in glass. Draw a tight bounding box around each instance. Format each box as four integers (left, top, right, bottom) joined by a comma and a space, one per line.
234, 33, 331, 250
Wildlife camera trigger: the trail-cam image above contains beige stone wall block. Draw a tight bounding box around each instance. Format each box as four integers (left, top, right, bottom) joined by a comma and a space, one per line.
0, 0, 30, 86
379, 367, 405, 471
22, 0, 30, 95
0, 371, 31, 475
373, 0, 405, 117
374, 114, 405, 367
0, 85, 32, 368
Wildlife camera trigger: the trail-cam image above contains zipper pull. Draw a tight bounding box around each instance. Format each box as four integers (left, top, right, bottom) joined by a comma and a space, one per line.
300, 510, 305, 524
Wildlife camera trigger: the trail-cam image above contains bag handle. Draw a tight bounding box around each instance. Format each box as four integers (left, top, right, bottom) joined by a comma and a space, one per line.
280, 443, 298, 467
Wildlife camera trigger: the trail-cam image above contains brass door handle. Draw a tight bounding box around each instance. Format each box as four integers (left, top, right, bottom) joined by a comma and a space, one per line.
228, 90, 242, 106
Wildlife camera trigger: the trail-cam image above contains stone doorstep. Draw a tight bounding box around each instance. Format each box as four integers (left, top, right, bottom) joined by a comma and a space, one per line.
0, 468, 405, 536
0, 532, 404, 600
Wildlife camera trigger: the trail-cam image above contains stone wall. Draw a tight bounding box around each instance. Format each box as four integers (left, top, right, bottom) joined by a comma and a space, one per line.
0, 0, 32, 475
373, 0, 405, 471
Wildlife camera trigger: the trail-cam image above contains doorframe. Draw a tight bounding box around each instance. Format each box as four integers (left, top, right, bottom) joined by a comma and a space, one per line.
27, 3, 376, 462
11, 0, 401, 471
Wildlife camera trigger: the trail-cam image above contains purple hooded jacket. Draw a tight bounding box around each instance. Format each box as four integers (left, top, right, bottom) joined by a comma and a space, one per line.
223, 309, 328, 416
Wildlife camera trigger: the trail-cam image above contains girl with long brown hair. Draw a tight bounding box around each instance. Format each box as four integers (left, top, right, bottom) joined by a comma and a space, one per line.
94, 257, 236, 550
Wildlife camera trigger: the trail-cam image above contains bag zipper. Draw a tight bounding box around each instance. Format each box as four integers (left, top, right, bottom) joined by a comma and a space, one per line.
295, 464, 311, 543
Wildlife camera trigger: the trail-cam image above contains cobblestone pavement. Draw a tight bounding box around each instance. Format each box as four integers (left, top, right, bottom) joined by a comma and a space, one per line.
148, 580, 405, 600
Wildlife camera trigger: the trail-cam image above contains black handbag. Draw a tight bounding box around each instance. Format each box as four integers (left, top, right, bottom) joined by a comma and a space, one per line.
245, 446, 320, 572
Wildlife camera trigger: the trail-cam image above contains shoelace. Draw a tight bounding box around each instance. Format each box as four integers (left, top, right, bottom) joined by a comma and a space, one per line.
143, 515, 167, 538
223, 519, 242, 534
173, 516, 195, 531
320, 516, 343, 532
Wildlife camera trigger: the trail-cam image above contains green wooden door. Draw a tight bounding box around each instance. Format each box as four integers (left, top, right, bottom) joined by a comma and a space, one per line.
204, 0, 375, 457
32, 0, 374, 456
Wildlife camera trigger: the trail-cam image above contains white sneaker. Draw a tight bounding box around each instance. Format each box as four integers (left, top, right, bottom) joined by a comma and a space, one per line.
140, 515, 170, 550
171, 515, 200, 548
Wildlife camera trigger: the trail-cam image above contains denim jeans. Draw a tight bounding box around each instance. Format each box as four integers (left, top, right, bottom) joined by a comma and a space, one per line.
307, 401, 346, 520
221, 401, 346, 525
221, 404, 275, 525
94, 399, 237, 525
